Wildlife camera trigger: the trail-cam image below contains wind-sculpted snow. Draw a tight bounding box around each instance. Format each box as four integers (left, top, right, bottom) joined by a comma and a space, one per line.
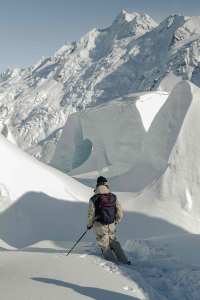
152, 81, 200, 217
51, 91, 168, 185
51, 81, 200, 232
0, 130, 196, 249
0, 135, 91, 210
51, 81, 200, 199
0, 81, 197, 237
121, 81, 200, 230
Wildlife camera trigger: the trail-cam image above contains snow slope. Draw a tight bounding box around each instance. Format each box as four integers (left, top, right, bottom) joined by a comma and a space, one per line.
1, 235, 200, 300
0, 240, 166, 300
0, 87, 200, 299
0, 132, 191, 249
119, 80, 200, 233
0, 135, 93, 247
152, 81, 200, 217
1, 101, 199, 250
145, 80, 200, 210
0, 135, 90, 206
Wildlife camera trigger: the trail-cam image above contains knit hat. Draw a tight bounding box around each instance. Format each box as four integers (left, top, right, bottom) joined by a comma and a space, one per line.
96, 176, 108, 186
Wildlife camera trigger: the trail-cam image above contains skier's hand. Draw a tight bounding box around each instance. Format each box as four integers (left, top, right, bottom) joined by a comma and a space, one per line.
87, 225, 93, 230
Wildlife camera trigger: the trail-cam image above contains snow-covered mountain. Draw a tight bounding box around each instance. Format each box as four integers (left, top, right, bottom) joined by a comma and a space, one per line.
0, 10, 156, 159
2, 11, 200, 161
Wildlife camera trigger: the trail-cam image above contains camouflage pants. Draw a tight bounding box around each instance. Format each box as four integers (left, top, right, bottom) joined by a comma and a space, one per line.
93, 222, 128, 263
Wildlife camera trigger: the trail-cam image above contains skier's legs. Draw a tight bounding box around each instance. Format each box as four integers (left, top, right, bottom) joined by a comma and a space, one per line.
94, 222, 110, 249
107, 223, 117, 241
101, 247, 118, 262
110, 239, 129, 264
94, 222, 118, 262
108, 223, 129, 264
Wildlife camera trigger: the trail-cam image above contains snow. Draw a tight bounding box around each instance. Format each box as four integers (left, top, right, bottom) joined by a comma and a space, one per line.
0, 240, 160, 300
150, 81, 200, 218
1, 10, 200, 300
2, 12, 200, 163
51, 81, 200, 233
1, 235, 200, 299
135, 92, 168, 131
51, 80, 200, 235
1, 53, 200, 300
0, 10, 158, 159
0, 134, 91, 208
51, 91, 168, 178
1, 81, 200, 298
116, 10, 141, 23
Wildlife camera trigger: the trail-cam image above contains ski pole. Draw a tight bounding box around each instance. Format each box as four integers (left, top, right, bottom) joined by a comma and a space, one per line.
66, 229, 89, 256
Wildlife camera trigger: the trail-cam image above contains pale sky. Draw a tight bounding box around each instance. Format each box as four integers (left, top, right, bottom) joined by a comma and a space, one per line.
0, 0, 199, 72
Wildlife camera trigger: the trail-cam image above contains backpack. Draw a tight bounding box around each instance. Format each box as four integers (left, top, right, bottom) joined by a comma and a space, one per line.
94, 193, 117, 225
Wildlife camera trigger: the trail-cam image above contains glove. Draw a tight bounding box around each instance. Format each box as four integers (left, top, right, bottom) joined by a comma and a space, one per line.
87, 225, 93, 230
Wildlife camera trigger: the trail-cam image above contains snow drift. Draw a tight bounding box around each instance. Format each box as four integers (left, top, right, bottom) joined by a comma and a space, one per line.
52, 80, 198, 193
51, 91, 168, 189
0, 135, 92, 247
122, 81, 200, 232
0, 135, 90, 206
151, 81, 200, 217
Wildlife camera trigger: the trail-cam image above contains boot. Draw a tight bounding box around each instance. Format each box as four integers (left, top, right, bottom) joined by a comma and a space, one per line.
110, 240, 130, 264
101, 247, 118, 263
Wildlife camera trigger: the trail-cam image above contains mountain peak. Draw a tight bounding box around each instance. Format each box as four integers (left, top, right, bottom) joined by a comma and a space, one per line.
159, 14, 185, 29
111, 10, 157, 39
114, 9, 157, 26
115, 9, 140, 23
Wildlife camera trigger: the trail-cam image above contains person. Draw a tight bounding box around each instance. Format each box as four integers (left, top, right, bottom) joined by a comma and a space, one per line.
87, 176, 130, 264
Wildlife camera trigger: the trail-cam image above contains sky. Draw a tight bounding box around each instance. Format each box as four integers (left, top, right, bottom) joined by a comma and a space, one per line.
0, 0, 200, 72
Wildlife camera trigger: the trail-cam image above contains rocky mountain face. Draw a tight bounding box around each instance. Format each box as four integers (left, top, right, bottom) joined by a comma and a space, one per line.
1, 11, 200, 162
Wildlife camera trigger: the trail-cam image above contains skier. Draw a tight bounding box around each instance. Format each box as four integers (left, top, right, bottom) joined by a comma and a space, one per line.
87, 176, 130, 264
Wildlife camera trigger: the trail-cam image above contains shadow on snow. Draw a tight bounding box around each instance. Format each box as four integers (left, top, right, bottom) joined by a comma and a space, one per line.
32, 277, 139, 300
0, 191, 188, 248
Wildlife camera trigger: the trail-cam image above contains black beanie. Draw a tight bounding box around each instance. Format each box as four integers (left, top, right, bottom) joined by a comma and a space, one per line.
96, 176, 108, 185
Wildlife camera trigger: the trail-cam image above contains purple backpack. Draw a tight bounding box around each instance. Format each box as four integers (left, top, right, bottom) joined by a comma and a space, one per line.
94, 193, 117, 225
